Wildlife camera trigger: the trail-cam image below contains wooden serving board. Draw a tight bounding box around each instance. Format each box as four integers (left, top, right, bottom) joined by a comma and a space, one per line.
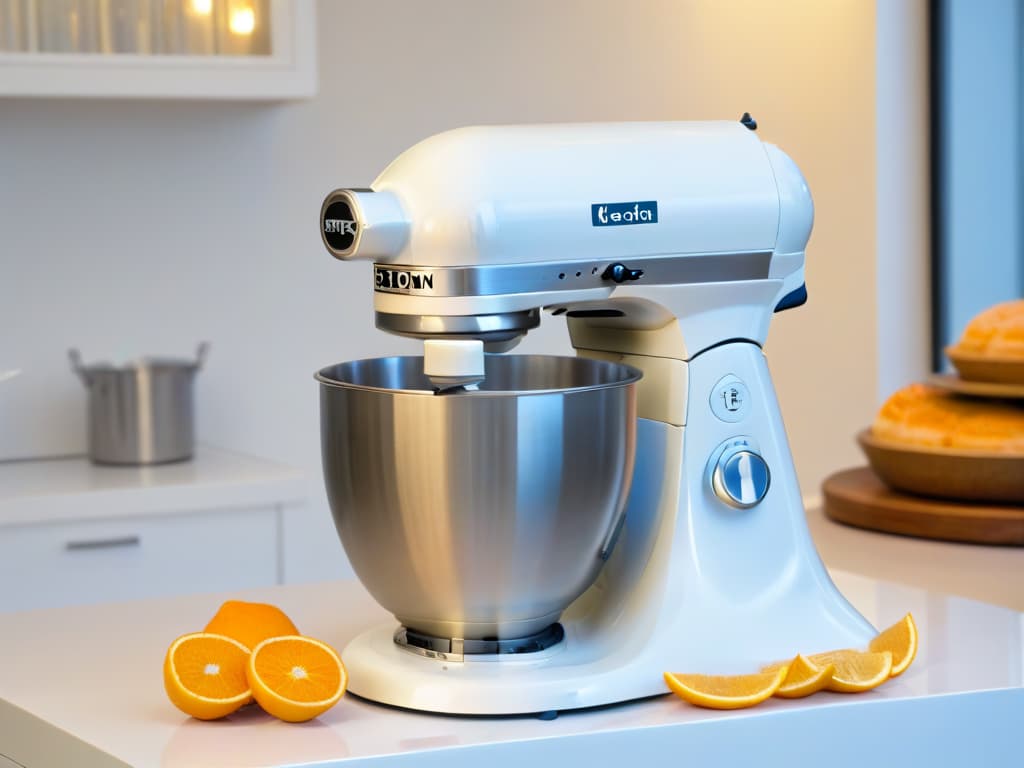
823, 467, 1024, 546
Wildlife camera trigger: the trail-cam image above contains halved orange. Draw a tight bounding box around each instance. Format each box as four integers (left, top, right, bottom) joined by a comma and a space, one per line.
164, 632, 252, 720
204, 600, 299, 652
247, 635, 347, 722
664, 665, 788, 710
808, 649, 893, 692
869, 613, 918, 677
763, 654, 835, 699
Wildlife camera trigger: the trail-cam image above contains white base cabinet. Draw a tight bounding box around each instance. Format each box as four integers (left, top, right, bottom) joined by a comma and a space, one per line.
0, 506, 280, 612
0, 445, 306, 612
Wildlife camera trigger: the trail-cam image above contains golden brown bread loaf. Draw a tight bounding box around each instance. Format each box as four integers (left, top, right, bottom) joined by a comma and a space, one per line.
873, 383, 1024, 453
954, 299, 1024, 359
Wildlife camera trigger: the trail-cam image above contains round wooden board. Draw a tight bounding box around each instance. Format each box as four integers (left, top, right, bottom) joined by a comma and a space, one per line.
823, 467, 1024, 546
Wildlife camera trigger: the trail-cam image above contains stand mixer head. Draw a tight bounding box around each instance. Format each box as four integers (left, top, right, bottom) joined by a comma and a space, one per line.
320, 120, 810, 353
317, 118, 874, 715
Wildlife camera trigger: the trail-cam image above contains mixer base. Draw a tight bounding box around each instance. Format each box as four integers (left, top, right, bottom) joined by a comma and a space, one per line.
345, 621, 623, 715
342, 616, 870, 716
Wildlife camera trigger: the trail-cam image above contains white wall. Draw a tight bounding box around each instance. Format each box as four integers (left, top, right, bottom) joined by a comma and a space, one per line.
1, 0, 879, 581
876, 0, 931, 401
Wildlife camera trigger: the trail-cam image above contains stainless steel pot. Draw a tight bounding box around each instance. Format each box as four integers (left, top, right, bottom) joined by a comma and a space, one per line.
69, 343, 209, 466
317, 354, 640, 641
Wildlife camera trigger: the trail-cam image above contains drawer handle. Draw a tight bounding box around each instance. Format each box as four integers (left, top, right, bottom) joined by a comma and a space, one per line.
65, 535, 141, 551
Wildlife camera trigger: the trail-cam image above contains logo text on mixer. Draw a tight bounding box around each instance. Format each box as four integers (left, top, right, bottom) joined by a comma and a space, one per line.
322, 198, 359, 253
324, 219, 357, 235
591, 200, 658, 227
375, 266, 435, 293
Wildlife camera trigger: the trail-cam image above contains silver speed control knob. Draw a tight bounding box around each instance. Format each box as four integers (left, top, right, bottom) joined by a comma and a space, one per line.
711, 445, 771, 509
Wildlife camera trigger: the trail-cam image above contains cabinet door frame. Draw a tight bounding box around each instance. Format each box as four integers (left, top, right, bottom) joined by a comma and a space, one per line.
0, 0, 316, 100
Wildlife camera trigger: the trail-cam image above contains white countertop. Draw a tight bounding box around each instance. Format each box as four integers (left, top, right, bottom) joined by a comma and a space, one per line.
0, 445, 307, 527
807, 501, 1024, 612
0, 570, 1020, 768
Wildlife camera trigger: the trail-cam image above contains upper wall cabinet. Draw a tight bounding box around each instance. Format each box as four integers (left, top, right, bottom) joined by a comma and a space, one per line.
0, 0, 315, 99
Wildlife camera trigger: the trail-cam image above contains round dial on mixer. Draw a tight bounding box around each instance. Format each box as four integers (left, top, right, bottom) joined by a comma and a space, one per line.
710, 442, 771, 509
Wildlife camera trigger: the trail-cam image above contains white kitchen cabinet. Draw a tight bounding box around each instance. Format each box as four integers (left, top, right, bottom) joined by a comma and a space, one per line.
0, 0, 315, 99
0, 445, 306, 612
0, 506, 279, 612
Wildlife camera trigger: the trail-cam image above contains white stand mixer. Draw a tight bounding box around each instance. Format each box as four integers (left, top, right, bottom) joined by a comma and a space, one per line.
319, 118, 875, 715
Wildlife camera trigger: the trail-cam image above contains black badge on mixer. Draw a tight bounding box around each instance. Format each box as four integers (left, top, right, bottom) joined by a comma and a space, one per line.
322, 199, 358, 253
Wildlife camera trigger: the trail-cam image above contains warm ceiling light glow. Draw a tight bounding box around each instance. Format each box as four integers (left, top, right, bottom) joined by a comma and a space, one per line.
190, 0, 213, 14
229, 7, 256, 36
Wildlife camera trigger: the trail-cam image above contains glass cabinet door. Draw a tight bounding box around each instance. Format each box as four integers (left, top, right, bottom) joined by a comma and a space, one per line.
0, 0, 314, 99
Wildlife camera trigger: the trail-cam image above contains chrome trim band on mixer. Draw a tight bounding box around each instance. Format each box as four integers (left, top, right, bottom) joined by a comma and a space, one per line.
394, 623, 566, 662
374, 309, 540, 344
373, 251, 772, 297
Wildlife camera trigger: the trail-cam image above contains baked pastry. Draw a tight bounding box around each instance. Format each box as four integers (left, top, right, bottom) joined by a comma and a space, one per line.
954, 299, 1024, 359
873, 383, 1024, 453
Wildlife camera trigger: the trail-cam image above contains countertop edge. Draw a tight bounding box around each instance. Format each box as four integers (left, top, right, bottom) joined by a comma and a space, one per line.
0, 698, 130, 768
0, 445, 310, 528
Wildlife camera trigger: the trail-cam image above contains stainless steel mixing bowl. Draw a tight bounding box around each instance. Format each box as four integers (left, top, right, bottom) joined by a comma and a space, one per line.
317, 354, 640, 641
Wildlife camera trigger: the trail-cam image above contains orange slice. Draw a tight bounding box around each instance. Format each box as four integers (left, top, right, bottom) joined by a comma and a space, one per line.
204, 600, 299, 652
664, 665, 788, 710
247, 635, 347, 722
164, 632, 252, 720
808, 649, 893, 692
763, 654, 835, 699
869, 613, 918, 677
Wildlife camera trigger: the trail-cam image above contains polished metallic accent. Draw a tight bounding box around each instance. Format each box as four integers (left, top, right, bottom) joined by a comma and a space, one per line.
317, 354, 640, 639
394, 623, 565, 661
375, 309, 540, 347
68, 344, 209, 466
320, 188, 364, 259
712, 446, 771, 509
372, 251, 771, 298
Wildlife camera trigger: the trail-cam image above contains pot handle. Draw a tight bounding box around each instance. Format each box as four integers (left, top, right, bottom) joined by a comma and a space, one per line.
68, 348, 91, 387
193, 341, 211, 371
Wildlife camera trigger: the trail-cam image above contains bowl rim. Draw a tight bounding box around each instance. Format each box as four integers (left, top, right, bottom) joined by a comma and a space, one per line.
857, 428, 1024, 461
315, 354, 643, 397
